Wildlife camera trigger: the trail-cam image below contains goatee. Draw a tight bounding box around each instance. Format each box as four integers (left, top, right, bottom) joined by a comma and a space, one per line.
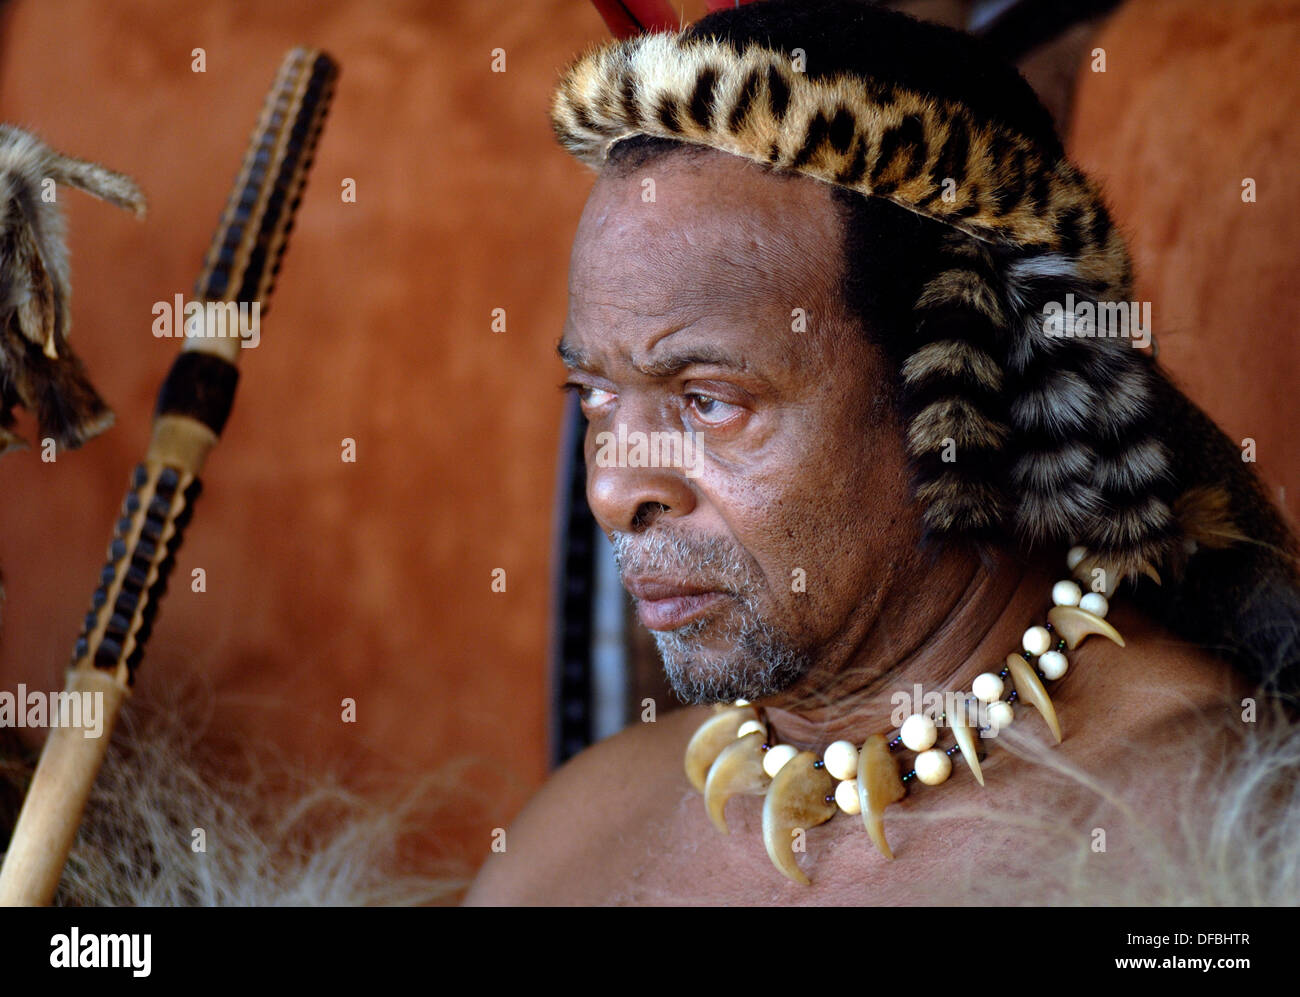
610, 530, 812, 703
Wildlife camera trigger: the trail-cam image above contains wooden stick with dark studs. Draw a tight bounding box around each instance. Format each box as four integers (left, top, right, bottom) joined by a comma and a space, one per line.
0, 46, 339, 906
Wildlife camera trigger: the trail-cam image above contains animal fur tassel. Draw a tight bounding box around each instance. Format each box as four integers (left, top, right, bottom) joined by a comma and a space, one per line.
0, 47, 338, 906
0, 123, 146, 453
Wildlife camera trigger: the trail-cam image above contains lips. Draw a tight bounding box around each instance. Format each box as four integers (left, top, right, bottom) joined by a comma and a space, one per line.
622, 576, 730, 631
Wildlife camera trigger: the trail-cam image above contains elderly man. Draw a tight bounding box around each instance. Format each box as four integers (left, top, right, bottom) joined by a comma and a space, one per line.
467, 1, 1298, 904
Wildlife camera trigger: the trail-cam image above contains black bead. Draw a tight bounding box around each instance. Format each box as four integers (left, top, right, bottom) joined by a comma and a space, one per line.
813, 760, 824, 769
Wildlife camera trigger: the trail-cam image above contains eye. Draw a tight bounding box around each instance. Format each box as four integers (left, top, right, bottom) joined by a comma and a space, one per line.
687, 392, 741, 425
562, 382, 616, 410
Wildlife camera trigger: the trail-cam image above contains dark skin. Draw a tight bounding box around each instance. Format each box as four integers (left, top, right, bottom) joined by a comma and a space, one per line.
465, 147, 1252, 905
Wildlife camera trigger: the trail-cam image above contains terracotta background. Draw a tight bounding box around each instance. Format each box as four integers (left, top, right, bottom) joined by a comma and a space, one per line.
0, 0, 1294, 884
1070, 0, 1298, 514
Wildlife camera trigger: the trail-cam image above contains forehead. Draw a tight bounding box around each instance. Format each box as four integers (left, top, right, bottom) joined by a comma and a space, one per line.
564, 147, 849, 355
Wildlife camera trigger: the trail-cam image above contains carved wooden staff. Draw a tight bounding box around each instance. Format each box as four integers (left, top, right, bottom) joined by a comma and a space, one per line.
0, 46, 338, 906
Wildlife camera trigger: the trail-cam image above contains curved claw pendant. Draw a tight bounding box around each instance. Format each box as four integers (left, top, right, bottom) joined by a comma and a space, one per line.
949, 706, 984, 786
1005, 653, 1062, 743
761, 751, 835, 885
685, 706, 756, 792
856, 733, 906, 860
703, 730, 770, 833
1047, 605, 1125, 650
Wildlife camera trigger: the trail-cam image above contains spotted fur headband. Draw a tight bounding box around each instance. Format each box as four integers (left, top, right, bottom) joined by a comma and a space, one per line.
552, 32, 1129, 285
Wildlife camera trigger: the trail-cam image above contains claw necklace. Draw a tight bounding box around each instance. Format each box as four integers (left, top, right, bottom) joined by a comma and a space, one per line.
683, 545, 1126, 885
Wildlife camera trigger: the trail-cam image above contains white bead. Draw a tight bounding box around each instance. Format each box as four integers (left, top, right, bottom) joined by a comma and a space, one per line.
737, 719, 765, 739
986, 700, 1014, 730
1051, 579, 1082, 607
1022, 626, 1052, 656
914, 749, 952, 786
1038, 650, 1068, 681
971, 672, 1004, 703
762, 743, 798, 778
1066, 545, 1088, 570
1079, 592, 1109, 618
834, 780, 861, 814
823, 740, 859, 781
734, 698, 750, 706
899, 714, 937, 752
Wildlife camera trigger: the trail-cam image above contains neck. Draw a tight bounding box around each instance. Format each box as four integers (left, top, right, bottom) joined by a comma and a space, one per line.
758, 544, 1062, 751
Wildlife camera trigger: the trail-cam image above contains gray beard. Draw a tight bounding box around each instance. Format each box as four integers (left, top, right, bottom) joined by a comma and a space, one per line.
610, 530, 812, 704
651, 613, 811, 703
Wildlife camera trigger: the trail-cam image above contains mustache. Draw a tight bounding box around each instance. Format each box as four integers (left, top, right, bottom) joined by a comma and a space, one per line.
609, 530, 759, 595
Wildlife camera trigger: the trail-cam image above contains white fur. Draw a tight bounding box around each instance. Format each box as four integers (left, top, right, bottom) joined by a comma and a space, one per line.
3, 680, 473, 907
891, 702, 1300, 905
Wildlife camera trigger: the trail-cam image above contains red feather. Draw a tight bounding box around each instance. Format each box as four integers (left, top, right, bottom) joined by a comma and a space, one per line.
589, 1, 760, 39
589, 0, 680, 37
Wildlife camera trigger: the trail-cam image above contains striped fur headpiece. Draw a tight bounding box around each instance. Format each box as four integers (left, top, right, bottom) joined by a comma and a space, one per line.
550, 2, 1300, 693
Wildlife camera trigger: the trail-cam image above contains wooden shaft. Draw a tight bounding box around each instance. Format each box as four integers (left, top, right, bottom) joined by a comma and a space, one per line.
0, 46, 338, 907
0, 671, 127, 906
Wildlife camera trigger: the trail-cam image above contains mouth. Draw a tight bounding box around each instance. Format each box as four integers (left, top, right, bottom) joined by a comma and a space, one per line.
622, 576, 731, 631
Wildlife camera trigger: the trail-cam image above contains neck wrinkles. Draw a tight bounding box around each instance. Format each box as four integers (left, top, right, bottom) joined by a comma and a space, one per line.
758, 548, 1056, 752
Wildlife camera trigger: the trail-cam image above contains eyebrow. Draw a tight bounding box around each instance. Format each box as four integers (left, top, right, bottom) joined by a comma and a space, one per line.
556, 341, 590, 371
556, 340, 752, 376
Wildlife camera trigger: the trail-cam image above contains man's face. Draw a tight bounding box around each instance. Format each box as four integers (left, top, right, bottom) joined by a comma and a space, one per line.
559, 146, 920, 703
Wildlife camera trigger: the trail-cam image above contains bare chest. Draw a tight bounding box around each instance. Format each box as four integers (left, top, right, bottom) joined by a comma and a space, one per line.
584, 781, 1016, 905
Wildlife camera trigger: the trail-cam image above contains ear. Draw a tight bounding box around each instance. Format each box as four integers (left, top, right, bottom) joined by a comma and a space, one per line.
46, 155, 147, 218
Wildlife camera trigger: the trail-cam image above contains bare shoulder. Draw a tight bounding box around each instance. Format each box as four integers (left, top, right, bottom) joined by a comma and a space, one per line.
463, 705, 709, 905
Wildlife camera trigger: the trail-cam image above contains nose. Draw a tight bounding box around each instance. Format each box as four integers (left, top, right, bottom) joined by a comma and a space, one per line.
586, 431, 698, 534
